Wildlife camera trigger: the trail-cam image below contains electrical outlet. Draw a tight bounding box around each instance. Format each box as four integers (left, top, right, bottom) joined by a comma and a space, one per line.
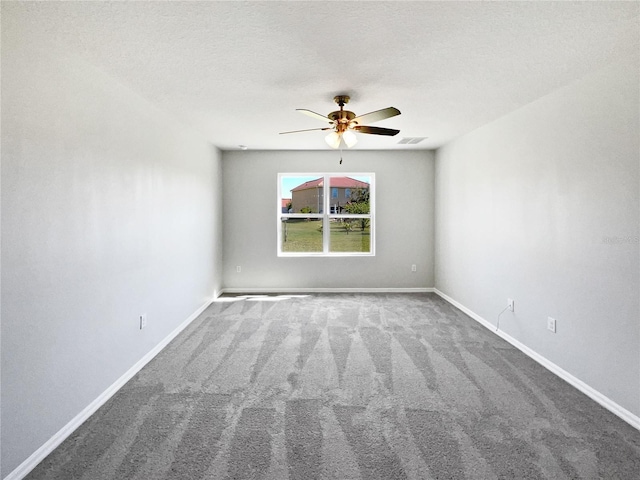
139, 314, 147, 330
508, 298, 514, 312
547, 316, 556, 333
236, 266, 242, 273
411, 264, 417, 272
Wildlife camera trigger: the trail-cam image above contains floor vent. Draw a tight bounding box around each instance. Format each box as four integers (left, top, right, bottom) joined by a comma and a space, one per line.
398, 137, 427, 144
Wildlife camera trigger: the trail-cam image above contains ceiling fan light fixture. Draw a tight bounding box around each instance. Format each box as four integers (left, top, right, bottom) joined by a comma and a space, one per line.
343, 130, 358, 148
325, 131, 341, 149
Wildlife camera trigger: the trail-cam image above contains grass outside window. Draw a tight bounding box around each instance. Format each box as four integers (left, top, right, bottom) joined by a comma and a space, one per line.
281, 218, 370, 253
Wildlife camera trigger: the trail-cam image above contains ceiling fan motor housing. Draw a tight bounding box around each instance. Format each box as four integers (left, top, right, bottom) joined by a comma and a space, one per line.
328, 110, 356, 131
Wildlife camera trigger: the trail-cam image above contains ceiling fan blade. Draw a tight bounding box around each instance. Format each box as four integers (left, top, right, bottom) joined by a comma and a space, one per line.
280, 127, 332, 135
352, 107, 400, 125
297, 109, 332, 123
354, 125, 400, 136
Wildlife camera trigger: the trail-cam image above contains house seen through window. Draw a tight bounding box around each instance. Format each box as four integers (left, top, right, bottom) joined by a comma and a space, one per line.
278, 174, 374, 256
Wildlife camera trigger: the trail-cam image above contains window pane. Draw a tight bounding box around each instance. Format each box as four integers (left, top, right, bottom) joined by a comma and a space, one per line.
329, 176, 370, 215
282, 175, 324, 213
281, 218, 323, 253
329, 218, 371, 253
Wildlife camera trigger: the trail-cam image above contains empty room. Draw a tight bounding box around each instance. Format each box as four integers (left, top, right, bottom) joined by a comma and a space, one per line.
1, 1, 639, 479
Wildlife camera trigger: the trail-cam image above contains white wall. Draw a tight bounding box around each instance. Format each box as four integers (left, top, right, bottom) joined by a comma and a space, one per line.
1, 27, 223, 477
222, 150, 434, 290
435, 56, 639, 418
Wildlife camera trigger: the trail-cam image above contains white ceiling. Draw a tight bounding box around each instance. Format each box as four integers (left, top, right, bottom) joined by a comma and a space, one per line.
5, 1, 639, 151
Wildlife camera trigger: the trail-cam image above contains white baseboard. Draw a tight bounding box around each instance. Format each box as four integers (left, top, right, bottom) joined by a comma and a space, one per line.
4, 299, 213, 480
219, 287, 434, 295
434, 289, 640, 431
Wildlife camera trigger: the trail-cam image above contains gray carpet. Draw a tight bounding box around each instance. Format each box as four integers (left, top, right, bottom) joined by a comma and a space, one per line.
27, 293, 640, 479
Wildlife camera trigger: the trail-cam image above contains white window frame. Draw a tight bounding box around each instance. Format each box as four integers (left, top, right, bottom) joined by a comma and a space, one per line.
277, 173, 375, 257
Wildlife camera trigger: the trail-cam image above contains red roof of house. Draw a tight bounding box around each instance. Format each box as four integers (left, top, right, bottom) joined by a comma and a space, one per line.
291, 177, 369, 192
281, 198, 291, 208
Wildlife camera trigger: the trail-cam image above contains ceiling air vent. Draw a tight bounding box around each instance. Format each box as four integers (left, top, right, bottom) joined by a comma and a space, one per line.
398, 137, 427, 144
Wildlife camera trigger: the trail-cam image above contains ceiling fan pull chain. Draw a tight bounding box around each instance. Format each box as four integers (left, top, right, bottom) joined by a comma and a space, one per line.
339, 146, 343, 164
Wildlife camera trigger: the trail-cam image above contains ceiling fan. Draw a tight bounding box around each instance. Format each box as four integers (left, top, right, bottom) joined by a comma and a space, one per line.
280, 95, 401, 149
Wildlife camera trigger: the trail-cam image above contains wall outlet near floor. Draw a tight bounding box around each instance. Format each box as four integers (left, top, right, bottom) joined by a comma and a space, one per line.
236, 266, 242, 273
507, 298, 515, 312
547, 316, 556, 333
139, 314, 147, 330
411, 264, 417, 272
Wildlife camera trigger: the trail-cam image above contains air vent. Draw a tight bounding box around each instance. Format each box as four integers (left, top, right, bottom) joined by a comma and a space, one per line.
397, 137, 427, 144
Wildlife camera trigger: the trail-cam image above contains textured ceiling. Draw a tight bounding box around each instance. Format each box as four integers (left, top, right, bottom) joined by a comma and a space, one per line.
4, 1, 639, 151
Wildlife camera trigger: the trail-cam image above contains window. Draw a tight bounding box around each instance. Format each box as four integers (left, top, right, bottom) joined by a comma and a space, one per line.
278, 173, 374, 256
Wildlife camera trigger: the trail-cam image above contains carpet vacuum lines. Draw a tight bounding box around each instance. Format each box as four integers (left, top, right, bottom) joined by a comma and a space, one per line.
24, 293, 640, 480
